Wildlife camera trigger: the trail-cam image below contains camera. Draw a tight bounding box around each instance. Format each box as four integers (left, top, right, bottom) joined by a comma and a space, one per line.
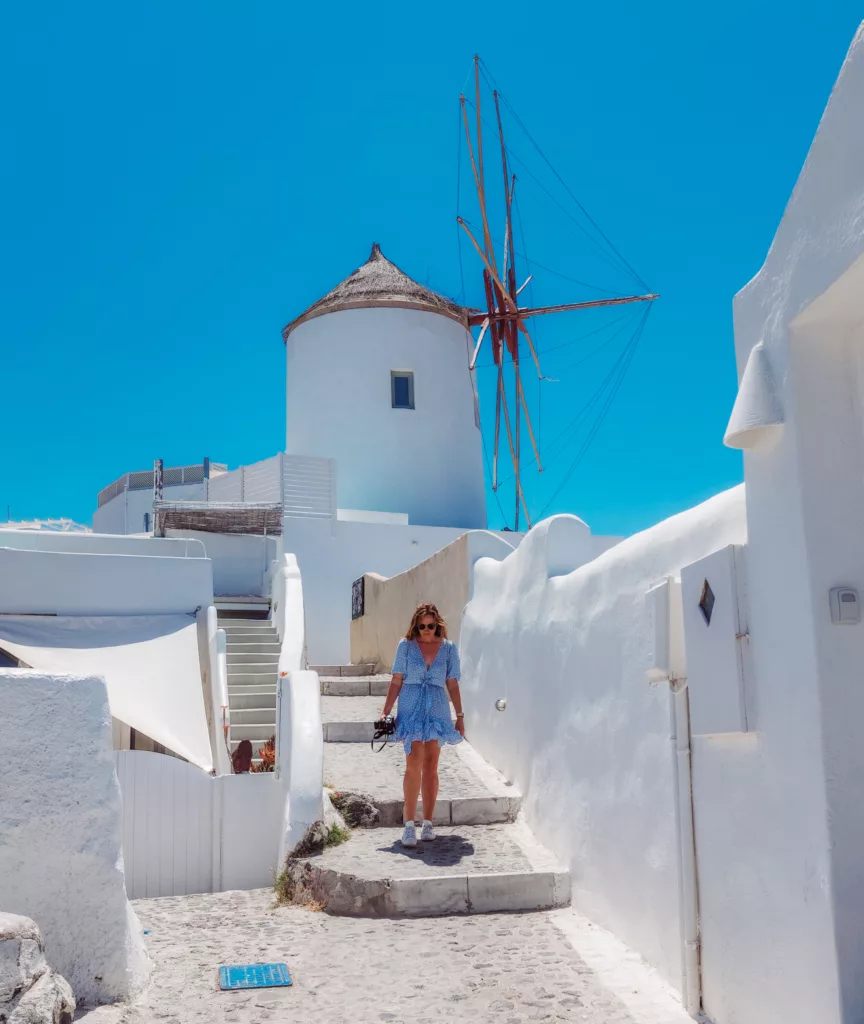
371, 715, 396, 751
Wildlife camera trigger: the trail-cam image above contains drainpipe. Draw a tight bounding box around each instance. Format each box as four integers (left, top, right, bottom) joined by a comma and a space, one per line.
669, 677, 701, 1017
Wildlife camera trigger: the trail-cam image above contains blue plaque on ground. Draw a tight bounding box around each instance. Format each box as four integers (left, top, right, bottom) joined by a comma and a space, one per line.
219, 963, 292, 990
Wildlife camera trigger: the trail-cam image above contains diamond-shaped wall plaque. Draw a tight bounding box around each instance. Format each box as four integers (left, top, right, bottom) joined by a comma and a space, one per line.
698, 579, 715, 626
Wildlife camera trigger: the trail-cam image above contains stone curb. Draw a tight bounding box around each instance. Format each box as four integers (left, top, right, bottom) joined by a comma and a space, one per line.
320, 678, 391, 696
283, 861, 571, 918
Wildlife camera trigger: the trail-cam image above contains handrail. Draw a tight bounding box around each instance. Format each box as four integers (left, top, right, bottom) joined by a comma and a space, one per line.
205, 607, 232, 776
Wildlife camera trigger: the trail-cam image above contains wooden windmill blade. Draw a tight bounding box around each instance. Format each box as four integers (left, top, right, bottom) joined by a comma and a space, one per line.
458, 54, 658, 531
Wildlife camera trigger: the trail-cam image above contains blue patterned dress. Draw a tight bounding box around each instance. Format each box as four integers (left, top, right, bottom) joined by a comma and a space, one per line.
391, 638, 463, 754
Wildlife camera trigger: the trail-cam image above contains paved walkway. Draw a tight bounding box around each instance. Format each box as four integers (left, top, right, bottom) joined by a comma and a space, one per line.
119, 665, 694, 1024
125, 889, 678, 1024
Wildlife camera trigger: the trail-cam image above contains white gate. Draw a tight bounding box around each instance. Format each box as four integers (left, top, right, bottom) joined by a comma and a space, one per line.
114, 751, 219, 899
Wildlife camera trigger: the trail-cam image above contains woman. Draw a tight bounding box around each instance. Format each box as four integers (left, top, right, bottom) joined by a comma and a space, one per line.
380, 603, 465, 848
232, 738, 253, 774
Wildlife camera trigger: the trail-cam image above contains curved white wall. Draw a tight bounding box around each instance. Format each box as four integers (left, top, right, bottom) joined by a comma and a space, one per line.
286, 307, 486, 529
460, 492, 748, 997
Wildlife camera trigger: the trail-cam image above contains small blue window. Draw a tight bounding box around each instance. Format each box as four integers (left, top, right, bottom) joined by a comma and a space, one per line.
391, 371, 414, 409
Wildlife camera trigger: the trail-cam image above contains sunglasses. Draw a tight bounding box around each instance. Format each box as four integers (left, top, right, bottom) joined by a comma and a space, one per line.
417, 623, 438, 632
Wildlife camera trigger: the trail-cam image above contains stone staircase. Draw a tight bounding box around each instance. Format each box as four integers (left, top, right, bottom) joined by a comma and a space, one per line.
220, 616, 280, 763
286, 664, 571, 918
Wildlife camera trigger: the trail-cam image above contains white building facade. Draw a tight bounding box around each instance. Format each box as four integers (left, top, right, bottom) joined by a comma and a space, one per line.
283, 244, 487, 530
85, 245, 532, 664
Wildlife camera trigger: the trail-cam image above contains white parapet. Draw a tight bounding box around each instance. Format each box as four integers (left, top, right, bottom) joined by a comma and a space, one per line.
276, 669, 324, 866
0, 670, 150, 1004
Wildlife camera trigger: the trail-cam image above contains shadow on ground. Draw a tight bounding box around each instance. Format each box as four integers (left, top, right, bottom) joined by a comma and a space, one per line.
378, 835, 476, 865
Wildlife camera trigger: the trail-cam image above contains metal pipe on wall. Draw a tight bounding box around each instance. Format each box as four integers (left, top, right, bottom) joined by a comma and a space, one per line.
669, 680, 702, 1016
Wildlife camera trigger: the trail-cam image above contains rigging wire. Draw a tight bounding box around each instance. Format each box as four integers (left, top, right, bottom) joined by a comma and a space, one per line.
477, 59, 651, 292
494, 305, 648, 488
547, 307, 644, 372
459, 58, 656, 523
540, 307, 646, 464
536, 304, 653, 517
472, 306, 638, 369
463, 98, 640, 288
461, 217, 629, 298
456, 102, 466, 303
513, 188, 542, 453
476, 378, 509, 527
537, 307, 647, 465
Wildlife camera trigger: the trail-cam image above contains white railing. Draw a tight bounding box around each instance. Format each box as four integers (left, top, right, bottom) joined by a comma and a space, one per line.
197, 605, 232, 776
282, 454, 336, 521
271, 552, 323, 863
271, 553, 306, 665
168, 453, 336, 523
98, 462, 226, 507
207, 455, 283, 504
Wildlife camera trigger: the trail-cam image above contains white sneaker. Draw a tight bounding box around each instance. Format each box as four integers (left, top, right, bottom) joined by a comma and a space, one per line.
401, 822, 418, 848
420, 821, 436, 842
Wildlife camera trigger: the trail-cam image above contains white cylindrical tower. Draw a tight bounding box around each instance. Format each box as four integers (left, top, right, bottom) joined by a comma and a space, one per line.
283, 244, 486, 529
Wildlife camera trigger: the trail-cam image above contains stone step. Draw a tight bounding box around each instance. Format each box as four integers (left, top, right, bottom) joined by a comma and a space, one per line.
228, 689, 277, 709
283, 818, 569, 917
319, 675, 391, 697
324, 740, 521, 827
310, 664, 377, 677
230, 723, 278, 742
325, 722, 375, 741
225, 641, 282, 654
227, 652, 281, 665
227, 681, 278, 694
218, 618, 274, 626
230, 706, 278, 726
322, 694, 406, 742
223, 634, 278, 644
227, 668, 278, 683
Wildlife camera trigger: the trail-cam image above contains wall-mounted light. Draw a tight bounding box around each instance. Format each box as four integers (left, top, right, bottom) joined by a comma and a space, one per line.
724, 341, 784, 450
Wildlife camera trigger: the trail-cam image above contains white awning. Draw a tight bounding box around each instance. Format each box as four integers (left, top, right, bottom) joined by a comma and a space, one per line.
0, 615, 212, 771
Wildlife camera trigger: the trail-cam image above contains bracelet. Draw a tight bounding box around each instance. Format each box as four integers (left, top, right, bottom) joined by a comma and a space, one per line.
456, 713, 465, 719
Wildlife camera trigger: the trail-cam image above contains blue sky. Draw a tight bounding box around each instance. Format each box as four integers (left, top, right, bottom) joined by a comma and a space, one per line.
2, 2, 861, 535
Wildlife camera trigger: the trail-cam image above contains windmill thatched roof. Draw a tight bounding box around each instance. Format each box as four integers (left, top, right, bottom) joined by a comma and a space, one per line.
282, 243, 467, 339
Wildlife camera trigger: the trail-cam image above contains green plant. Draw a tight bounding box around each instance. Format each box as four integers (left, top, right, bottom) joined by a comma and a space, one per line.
274, 869, 293, 904
324, 823, 351, 848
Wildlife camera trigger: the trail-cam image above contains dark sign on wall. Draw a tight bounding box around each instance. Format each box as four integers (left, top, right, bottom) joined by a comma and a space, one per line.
351, 577, 365, 620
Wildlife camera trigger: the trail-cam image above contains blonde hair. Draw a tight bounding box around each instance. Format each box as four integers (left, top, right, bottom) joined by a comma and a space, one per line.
405, 603, 448, 641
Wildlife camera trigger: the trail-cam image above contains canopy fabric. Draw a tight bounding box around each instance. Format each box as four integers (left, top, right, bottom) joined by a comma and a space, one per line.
0, 615, 212, 771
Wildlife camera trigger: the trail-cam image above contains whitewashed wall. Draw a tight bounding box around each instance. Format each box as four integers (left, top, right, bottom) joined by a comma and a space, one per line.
350, 530, 517, 672
93, 482, 205, 534
460, 493, 747, 995
0, 671, 149, 1004
285, 516, 521, 665
167, 530, 277, 597
0, 530, 206, 558
0, 546, 213, 615
701, 23, 864, 1024
286, 307, 486, 530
